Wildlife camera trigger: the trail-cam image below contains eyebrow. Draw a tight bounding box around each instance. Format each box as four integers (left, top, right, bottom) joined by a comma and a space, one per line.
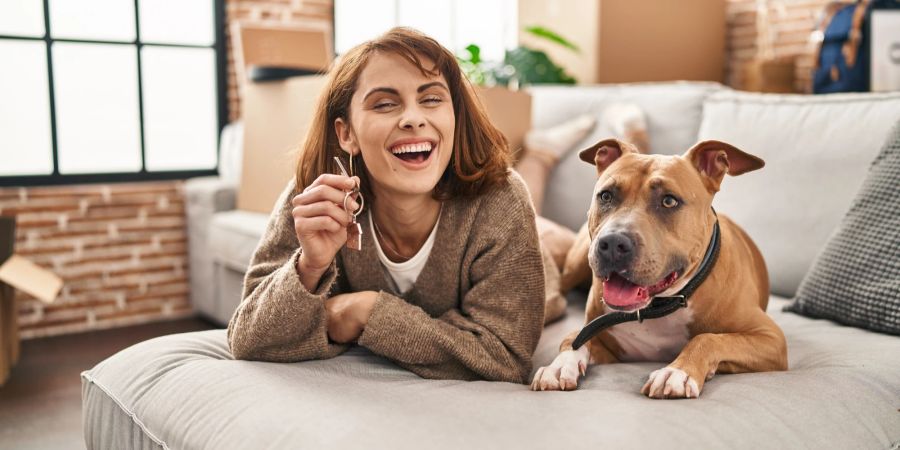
362, 81, 450, 102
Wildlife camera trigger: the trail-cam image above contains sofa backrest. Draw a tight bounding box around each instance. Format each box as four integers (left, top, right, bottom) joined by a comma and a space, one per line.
700, 90, 900, 297
530, 81, 723, 231
533, 83, 900, 299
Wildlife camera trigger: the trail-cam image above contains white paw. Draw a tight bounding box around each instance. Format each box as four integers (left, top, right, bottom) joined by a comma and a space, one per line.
640, 366, 700, 399
531, 349, 588, 391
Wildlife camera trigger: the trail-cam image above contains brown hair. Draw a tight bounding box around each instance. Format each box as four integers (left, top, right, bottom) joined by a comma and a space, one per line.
294, 27, 510, 201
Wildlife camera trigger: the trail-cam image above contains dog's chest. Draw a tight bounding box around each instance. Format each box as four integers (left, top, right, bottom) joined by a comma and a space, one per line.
603, 307, 693, 363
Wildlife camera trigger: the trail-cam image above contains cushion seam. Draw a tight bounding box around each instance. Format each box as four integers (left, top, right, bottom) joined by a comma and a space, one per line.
81, 371, 170, 450
705, 93, 900, 105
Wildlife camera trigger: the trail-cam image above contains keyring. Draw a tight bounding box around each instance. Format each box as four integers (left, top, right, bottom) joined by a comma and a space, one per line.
343, 188, 364, 219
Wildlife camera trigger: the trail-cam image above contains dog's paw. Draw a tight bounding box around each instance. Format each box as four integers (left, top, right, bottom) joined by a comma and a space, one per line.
531, 350, 587, 391
640, 366, 701, 399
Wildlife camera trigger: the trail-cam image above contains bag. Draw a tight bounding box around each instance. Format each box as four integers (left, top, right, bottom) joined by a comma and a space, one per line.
812, 0, 872, 93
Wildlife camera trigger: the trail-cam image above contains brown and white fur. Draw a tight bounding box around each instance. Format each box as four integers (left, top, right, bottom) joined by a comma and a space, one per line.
532, 138, 788, 398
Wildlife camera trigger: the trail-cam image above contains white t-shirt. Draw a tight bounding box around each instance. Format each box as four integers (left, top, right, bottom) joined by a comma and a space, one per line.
369, 212, 439, 294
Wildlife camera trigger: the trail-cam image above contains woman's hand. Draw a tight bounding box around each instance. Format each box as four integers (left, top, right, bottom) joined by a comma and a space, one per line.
292, 174, 359, 290
325, 291, 377, 343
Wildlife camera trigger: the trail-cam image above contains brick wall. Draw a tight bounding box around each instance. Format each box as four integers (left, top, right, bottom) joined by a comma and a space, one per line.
224, 0, 333, 122
1, 182, 192, 339
726, 0, 831, 93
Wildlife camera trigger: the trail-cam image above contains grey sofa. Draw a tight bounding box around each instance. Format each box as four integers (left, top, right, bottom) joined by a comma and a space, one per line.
82, 82, 900, 449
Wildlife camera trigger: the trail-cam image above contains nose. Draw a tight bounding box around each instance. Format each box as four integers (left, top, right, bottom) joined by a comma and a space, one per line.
596, 232, 635, 270
399, 108, 426, 130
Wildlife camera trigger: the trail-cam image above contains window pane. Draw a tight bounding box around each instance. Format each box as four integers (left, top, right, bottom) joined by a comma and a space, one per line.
139, 0, 214, 46
0, 40, 52, 176
53, 43, 141, 174
455, 0, 516, 61
397, 0, 452, 50
49, 0, 135, 42
141, 47, 217, 171
335, 0, 396, 55
0, 0, 45, 37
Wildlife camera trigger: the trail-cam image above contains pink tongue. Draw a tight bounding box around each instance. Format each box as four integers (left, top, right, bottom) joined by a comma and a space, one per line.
603, 274, 649, 307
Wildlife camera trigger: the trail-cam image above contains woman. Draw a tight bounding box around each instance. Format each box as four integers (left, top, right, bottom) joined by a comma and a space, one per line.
227, 27, 547, 384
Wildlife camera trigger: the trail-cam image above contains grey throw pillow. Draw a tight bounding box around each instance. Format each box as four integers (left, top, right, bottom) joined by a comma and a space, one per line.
785, 120, 900, 335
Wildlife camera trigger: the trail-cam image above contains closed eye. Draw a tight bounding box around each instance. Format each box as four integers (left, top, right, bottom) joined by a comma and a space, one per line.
373, 101, 398, 111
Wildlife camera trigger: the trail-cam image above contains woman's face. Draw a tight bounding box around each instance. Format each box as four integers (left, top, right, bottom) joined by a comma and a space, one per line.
335, 51, 455, 199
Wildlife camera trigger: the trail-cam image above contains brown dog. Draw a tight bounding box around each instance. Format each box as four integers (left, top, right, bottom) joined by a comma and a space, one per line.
532, 138, 787, 398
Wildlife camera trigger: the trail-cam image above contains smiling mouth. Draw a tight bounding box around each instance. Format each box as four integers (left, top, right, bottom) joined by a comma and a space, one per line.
602, 270, 680, 312
389, 141, 435, 164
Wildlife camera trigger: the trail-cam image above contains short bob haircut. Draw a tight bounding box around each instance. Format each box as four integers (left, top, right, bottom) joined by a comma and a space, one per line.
294, 27, 511, 201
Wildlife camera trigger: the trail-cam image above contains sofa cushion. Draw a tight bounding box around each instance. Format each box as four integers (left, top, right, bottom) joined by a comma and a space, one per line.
698, 90, 900, 297
208, 210, 269, 272
82, 296, 900, 450
786, 120, 900, 335
530, 82, 723, 230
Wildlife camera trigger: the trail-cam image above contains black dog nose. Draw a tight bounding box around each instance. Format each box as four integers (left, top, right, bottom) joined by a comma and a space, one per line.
597, 233, 635, 269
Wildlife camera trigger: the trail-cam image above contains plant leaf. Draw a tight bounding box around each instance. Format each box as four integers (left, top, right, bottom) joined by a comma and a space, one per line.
464, 44, 481, 64
524, 26, 580, 53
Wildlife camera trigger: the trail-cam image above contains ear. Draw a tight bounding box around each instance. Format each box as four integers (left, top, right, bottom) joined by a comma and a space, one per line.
334, 117, 358, 156
684, 140, 765, 192
578, 138, 640, 176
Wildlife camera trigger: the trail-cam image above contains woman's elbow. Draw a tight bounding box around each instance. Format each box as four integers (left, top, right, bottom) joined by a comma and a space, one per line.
226, 324, 255, 360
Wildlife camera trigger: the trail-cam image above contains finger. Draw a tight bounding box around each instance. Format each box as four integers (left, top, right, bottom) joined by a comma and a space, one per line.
295, 216, 343, 234
294, 184, 353, 207
293, 202, 353, 228
310, 173, 357, 191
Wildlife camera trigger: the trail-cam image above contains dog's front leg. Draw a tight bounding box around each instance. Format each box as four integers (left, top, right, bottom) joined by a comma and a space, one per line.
531, 331, 618, 391
642, 326, 787, 399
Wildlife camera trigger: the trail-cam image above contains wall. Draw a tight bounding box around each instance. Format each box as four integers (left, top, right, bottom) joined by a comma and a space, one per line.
1, 182, 191, 339
726, 0, 830, 93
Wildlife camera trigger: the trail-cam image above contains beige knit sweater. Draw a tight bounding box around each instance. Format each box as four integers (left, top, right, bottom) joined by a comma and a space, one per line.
227, 171, 546, 384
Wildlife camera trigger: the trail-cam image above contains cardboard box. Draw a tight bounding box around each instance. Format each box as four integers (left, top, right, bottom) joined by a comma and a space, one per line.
237, 75, 329, 214
231, 22, 333, 99
0, 216, 63, 385
742, 56, 796, 93
232, 22, 335, 214
519, 0, 726, 84
474, 86, 533, 158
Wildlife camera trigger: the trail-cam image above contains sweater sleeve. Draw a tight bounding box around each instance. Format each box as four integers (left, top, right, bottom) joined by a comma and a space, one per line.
226, 179, 349, 362
357, 173, 546, 384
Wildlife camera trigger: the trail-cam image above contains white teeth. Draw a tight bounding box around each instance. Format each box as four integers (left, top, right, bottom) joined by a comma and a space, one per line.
390, 142, 433, 154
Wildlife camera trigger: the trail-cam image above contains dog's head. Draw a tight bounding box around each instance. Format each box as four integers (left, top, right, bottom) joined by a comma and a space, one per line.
578, 138, 764, 312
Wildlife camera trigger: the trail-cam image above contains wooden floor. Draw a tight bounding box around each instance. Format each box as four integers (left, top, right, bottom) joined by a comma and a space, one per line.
0, 318, 217, 450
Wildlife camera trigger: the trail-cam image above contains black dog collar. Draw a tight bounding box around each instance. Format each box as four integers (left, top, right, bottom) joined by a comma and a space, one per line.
571, 210, 721, 350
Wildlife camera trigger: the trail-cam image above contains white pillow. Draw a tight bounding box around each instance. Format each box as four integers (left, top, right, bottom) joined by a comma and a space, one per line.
218, 120, 244, 184
700, 90, 900, 297
535, 82, 722, 230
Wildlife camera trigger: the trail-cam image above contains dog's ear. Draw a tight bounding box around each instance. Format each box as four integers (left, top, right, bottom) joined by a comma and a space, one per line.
684, 140, 765, 192
578, 138, 640, 176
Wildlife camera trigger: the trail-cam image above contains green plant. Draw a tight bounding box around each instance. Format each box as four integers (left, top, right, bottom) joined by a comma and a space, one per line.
458, 26, 579, 87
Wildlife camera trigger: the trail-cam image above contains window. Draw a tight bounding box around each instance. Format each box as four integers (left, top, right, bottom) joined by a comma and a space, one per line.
334, 0, 518, 62
0, 0, 226, 186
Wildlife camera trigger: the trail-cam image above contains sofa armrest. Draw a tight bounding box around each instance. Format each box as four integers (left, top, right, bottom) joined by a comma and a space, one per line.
185, 176, 237, 322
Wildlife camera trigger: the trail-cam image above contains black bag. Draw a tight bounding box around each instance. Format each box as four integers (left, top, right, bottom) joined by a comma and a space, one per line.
812, 1, 872, 93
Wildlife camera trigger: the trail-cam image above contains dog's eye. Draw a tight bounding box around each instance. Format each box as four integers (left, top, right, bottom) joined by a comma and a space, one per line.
599, 191, 613, 203
662, 195, 679, 208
